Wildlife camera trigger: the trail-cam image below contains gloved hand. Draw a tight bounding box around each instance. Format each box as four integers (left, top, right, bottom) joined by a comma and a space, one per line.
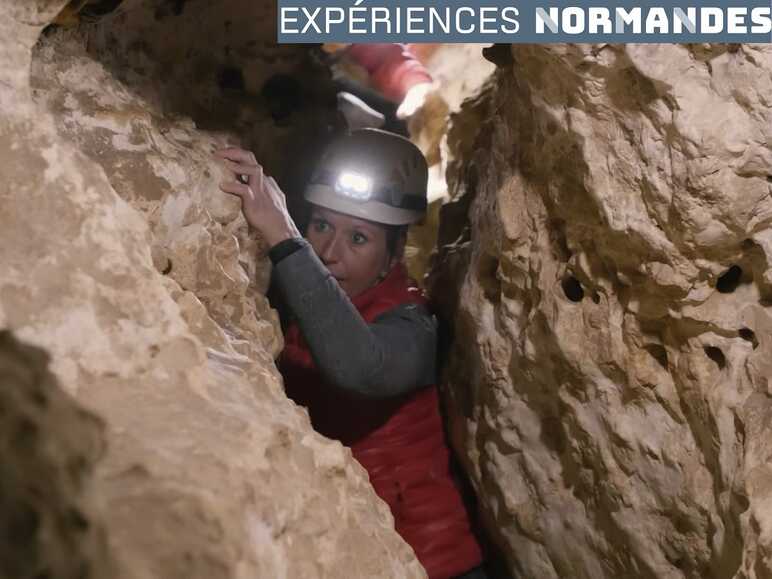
396, 82, 435, 120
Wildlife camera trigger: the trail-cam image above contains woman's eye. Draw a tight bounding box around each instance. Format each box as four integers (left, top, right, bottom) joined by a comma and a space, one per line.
352, 232, 368, 245
314, 219, 330, 232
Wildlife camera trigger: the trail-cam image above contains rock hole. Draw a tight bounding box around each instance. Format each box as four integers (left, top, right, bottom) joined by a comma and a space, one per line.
741, 238, 757, 250
162, 259, 173, 275
591, 291, 600, 304
482, 44, 513, 67
67, 455, 88, 482
704, 346, 726, 370
733, 491, 750, 514
10, 504, 39, 547
78, 0, 124, 21
666, 555, 685, 570
766, 175, 772, 183
734, 413, 746, 447
261, 74, 303, 123
540, 415, 566, 453
562, 276, 584, 302
28, 389, 47, 408
218, 66, 245, 91
739, 327, 759, 349
67, 507, 90, 532
14, 417, 38, 446
716, 265, 742, 294
170, 0, 189, 16
478, 254, 501, 303
548, 218, 571, 261
644, 344, 668, 370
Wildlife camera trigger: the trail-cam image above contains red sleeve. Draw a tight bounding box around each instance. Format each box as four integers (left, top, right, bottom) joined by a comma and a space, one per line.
346, 44, 433, 104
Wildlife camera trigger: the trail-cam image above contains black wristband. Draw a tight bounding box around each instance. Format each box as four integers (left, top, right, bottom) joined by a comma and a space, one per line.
268, 237, 308, 265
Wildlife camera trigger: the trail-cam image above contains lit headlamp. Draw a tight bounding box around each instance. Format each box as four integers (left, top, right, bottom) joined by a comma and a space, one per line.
335, 171, 372, 200
309, 168, 426, 212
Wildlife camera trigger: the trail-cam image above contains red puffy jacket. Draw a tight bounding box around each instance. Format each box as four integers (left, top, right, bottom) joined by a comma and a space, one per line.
346, 44, 433, 104
280, 264, 482, 579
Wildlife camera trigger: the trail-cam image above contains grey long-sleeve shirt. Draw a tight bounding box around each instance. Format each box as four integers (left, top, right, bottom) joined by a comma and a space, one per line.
270, 240, 437, 399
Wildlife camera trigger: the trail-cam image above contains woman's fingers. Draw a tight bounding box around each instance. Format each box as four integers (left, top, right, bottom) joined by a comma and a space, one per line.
214, 147, 257, 165
213, 151, 268, 189
215, 149, 282, 215
220, 158, 262, 179
219, 180, 254, 200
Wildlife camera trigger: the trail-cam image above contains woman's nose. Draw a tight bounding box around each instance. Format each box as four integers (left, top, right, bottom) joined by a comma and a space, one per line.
319, 233, 342, 264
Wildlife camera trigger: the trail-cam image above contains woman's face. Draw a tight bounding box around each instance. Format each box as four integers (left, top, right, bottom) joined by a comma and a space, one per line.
306, 206, 395, 298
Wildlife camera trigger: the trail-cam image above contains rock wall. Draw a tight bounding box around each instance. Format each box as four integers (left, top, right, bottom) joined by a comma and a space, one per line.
1, 2, 424, 577
0, 331, 108, 579
431, 43, 772, 579
77, 0, 341, 211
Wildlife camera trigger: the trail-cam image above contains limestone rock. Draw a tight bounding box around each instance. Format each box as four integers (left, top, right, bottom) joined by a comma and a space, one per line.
405, 45, 495, 285
2, 2, 425, 577
430, 43, 772, 579
80, 0, 343, 212
0, 331, 108, 579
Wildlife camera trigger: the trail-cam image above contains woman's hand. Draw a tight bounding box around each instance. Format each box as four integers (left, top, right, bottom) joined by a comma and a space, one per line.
215, 147, 301, 247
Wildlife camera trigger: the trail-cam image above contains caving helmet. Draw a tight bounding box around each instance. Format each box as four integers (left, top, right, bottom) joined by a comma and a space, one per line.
304, 129, 428, 226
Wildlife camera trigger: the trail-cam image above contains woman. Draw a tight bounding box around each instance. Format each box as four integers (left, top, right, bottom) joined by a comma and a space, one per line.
217, 129, 486, 579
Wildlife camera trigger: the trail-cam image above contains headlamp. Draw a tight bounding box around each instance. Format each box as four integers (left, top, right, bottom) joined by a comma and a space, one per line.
309, 168, 426, 212
335, 171, 372, 201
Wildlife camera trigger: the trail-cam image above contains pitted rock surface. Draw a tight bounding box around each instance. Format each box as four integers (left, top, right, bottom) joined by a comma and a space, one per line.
430, 43, 772, 579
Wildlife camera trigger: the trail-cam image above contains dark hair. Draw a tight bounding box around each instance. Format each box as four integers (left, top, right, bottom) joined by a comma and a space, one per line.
385, 225, 408, 258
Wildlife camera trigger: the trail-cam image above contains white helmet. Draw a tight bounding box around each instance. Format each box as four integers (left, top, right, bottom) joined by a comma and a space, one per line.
304, 129, 428, 225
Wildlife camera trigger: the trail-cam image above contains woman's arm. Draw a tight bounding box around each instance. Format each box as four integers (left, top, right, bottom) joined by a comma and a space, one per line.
214, 147, 435, 397
272, 240, 436, 398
